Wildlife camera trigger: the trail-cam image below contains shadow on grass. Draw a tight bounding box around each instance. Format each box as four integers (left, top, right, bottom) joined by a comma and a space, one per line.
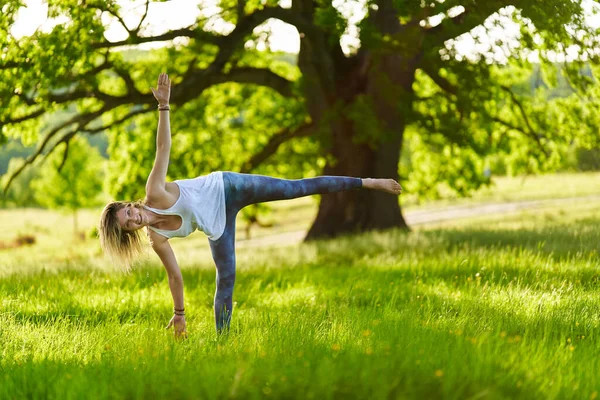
429, 217, 600, 259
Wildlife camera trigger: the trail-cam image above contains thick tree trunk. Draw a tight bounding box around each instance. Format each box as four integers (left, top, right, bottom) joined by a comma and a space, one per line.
302, 47, 419, 239
297, 0, 420, 240
305, 127, 407, 239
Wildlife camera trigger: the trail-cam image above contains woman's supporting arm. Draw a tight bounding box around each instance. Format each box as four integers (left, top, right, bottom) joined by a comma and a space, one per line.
151, 235, 187, 337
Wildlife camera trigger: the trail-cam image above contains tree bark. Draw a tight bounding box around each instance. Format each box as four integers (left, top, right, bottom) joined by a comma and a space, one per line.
303, 55, 416, 240
302, 1, 420, 240
305, 127, 408, 240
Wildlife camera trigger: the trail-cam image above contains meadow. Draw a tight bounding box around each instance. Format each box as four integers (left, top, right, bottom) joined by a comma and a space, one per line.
1, 172, 600, 399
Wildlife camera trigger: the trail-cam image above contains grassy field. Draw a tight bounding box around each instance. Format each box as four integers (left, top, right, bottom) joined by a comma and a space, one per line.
1, 172, 600, 399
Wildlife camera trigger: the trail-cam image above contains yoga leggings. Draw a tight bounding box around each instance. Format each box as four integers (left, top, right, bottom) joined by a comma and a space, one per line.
208, 172, 362, 332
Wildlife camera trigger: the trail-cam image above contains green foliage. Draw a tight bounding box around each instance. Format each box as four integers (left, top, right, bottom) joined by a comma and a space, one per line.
403, 128, 491, 199
3, 0, 600, 212
106, 108, 156, 201
31, 137, 104, 212
407, 53, 600, 198
0, 157, 41, 208
313, 1, 347, 44
574, 148, 600, 171
0, 139, 32, 175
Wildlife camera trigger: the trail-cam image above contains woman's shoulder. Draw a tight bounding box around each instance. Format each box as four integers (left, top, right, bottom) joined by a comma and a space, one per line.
145, 181, 180, 209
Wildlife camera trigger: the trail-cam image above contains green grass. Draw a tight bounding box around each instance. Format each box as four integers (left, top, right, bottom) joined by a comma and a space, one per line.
2, 172, 600, 399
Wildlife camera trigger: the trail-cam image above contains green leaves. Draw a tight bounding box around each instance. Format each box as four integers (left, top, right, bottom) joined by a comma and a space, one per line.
31, 136, 104, 211
3, 0, 600, 213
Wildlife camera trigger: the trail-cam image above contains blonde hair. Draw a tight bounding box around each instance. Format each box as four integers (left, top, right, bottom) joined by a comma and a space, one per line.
98, 200, 146, 273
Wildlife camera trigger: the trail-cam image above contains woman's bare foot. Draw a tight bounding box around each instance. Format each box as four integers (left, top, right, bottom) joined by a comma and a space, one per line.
361, 178, 403, 195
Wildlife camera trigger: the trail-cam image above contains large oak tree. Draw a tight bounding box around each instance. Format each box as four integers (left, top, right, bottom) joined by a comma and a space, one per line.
2, 0, 600, 239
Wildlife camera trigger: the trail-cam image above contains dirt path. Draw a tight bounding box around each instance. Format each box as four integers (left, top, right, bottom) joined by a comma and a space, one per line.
236, 194, 600, 249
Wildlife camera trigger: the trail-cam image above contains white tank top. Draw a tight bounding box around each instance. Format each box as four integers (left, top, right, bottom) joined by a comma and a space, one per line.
144, 172, 226, 241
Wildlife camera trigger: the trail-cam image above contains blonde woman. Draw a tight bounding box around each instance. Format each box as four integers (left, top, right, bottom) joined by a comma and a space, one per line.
99, 73, 403, 336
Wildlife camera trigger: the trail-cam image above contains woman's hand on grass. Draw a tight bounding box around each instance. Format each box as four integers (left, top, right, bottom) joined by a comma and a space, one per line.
166, 314, 187, 339
151, 72, 171, 106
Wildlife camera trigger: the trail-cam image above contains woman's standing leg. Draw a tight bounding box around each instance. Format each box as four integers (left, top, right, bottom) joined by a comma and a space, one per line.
208, 205, 239, 333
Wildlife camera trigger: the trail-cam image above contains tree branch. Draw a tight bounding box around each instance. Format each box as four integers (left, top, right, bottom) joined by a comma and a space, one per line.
404, 1, 465, 28
237, 0, 245, 19
492, 116, 548, 157
91, 5, 314, 52
240, 122, 314, 173
424, 8, 472, 42
420, 64, 458, 95
94, 3, 131, 34
0, 61, 22, 70
211, 67, 295, 98
133, 0, 150, 35
5, 66, 293, 192
80, 106, 153, 134
2, 106, 109, 193
113, 64, 140, 98
172, 66, 296, 104
208, 6, 315, 73
4, 5, 310, 192
500, 85, 546, 142
91, 27, 220, 49
16, 85, 139, 108
3, 108, 45, 125
57, 141, 70, 172
423, 2, 513, 48
74, 55, 113, 80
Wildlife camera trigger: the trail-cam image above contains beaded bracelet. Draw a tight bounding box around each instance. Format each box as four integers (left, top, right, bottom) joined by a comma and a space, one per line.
158, 105, 170, 111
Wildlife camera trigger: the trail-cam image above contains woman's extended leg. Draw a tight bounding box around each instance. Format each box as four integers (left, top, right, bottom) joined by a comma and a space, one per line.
222, 172, 363, 209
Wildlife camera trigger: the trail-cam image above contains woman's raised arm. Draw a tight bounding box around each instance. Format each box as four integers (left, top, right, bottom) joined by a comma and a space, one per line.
146, 72, 172, 200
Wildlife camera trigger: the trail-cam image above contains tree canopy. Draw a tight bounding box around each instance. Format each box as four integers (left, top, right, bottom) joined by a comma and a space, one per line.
2, 0, 600, 237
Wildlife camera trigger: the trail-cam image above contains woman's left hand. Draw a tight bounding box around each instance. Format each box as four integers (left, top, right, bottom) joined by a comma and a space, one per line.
151, 72, 171, 106
166, 314, 187, 339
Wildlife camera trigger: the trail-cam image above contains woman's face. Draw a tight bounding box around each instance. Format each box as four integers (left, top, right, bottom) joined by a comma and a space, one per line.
116, 203, 145, 232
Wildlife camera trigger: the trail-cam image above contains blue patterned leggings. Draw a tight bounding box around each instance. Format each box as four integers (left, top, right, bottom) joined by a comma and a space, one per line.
208, 172, 362, 332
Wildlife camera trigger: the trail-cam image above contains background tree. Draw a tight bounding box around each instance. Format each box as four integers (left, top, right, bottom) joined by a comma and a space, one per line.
30, 137, 104, 237
2, 0, 600, 240
0, 157, 40, 208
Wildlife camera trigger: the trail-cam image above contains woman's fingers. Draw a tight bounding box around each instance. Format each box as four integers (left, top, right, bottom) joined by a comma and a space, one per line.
175, 320, 187, 337
158, 72, 169, 86
166, 315, 186, 336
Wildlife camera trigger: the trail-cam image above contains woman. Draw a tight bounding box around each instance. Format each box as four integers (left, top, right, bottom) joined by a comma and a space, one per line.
99, 73, 403, 337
